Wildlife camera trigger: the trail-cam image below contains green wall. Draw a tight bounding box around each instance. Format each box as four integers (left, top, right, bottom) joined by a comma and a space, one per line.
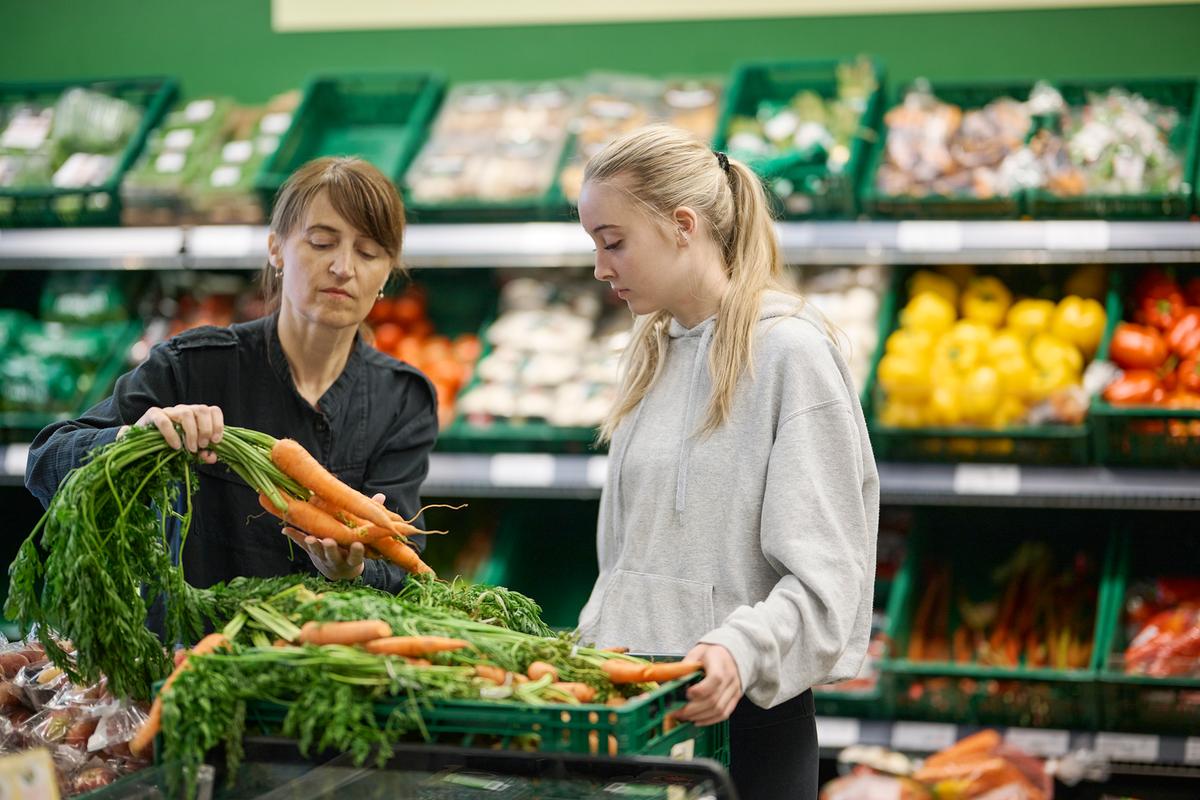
3, 2, 1199, 102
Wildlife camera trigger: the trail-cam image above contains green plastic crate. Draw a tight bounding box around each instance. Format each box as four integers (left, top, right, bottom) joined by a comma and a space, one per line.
241, 672, 728, 767
1096, 532, 1200, 735
0, 76, 178, 227
864, 267, 1091, 465
713, 57, 883, 219
860, 80, 1037, 220
1090, 267, 1200, 468
880, 512, 1114, 729
255, 71, 445, 215
1026, 78, 1200, 219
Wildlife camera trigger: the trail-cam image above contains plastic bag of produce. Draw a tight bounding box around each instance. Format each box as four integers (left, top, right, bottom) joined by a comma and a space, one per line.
13, 661, 70, 711
86, 700, 150, 761
68, 756, 122, 795
821, 771, 933, 800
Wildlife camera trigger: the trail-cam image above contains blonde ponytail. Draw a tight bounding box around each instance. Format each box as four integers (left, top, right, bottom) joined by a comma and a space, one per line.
588, 125, 811, 443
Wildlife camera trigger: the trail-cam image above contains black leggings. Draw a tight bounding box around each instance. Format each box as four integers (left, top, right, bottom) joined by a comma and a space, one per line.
728, 689, 818, 800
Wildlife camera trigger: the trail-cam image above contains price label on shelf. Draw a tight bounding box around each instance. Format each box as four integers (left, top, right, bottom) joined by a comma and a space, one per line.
892, 722, 957, 753
952, 464, 1020, 495
1045, 221, 1110, 251
489, 454, 555, 488
1183, 737, 1200, 765
816, 717, 862, 749
3, 444, 29, 477
896, 222, 963, 252
188, 225, 261, 259
1095, 733, 1159, 763
586, 455, 609, 489
1005, 728, 1070, 757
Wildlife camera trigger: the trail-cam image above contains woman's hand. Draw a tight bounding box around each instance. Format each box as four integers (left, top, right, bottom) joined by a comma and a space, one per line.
283, 492, 388, 581
675, 643, 743, 726
119, 404, 225, 464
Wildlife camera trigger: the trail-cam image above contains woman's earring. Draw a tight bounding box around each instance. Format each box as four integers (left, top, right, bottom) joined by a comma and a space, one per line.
378, 287, 386, 299
274, 267, 283, 279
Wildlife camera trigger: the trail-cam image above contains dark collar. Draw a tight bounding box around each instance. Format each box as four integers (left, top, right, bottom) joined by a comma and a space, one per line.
265, 311, 366, 415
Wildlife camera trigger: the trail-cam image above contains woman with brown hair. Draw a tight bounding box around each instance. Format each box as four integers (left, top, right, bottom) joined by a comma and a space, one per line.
26, 156, 437, 594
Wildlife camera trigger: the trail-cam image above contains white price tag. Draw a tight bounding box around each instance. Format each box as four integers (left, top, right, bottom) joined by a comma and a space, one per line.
1184, 737, 1200, 765
816, 716, 862, 749
953, 464, 1020, 495
1045, 221, 1110, 251
1005, 728, 1070, 757
0, 112, 52, 151
586, 455, 608, 489
669, 738, 696, 760
210, 165, 242, 188
892, 722, 957, 753
3, 444, 29, 477
222, 140, 254, 164
897, 222, 963, 253
188, 225, 261, 259
164, 128, 196, 151
185, 99, 216, 123
489, 454, 555, 488
155, 152, 187, 174
260, 112, 292, 136
1095, 733, 1159, 763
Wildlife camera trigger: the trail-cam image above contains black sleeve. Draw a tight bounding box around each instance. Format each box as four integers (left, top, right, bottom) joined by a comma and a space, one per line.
24, 342, 181, 508
360, 377, 439, 593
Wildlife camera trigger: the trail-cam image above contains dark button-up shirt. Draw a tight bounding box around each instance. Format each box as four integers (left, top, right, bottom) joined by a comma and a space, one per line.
25, 313, 438, 594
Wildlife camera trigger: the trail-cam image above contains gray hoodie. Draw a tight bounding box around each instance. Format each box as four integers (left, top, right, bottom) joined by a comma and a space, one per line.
578, 290, 879, 709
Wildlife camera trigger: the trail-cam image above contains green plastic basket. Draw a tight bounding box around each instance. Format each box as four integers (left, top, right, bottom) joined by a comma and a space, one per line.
864, 267, 1091, 465
1090, 268, 1200, 468
1096, 532, 1200, 735
255, 71, 445, 215
713, 58, 883, 219
0, 76, 178, 227
1026, 78, 1200, 220
240, 672, 728, 766
860, 80, 1037, 220
880, 513, 1114, 730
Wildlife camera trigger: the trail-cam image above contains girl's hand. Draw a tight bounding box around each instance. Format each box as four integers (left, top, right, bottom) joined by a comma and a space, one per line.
282, 492, 387, 581
119, 404, 225, 464
675, 643, 743, 726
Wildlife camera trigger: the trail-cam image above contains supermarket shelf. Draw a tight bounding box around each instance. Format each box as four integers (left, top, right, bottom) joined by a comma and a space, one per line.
815, 716, 1200, 769
1, 221, 1199, 269
2, 447, 1198, 507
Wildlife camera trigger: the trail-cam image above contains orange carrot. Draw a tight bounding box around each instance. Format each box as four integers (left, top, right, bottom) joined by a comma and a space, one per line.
257, 493, 369, 548
369, 534, 435, 575
363, 636, 470, 656
405, 657, 433, 666
527, 661, 559, 682
308, 495, 423, 541
919, 729, 1000, 771
475, 665, 508, 684
298, 620, 392, 646
606, 695, 627, 707
551, 682, 596, 703
601, 659, 702, 684
600, 646, 629, 654
130, 633, 228, 758
271, 439, 398, 532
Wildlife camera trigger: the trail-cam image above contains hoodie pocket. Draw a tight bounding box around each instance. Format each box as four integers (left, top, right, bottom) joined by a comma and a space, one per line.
589, 570, 716, 656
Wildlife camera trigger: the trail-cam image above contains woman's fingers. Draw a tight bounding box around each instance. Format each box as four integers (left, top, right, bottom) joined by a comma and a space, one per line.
147, 408, 183, 450
193, 405, 214, 450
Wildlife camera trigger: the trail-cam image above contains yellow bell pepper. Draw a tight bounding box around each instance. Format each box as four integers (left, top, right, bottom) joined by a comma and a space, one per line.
878, 399, 925, 428
1030, 362, 1077, 401
990, 395, 1029, 428
928, 379, 963, 426
933, 334, 985, 378
992, 353, 1035, 400
1030, 333, 1083, 376
900, 292, 956, 335
1064, 264, 1107, 300
961, 276, 1013, 328
907, 270, 959, 306
948, 319, 994, 348
885, 328, 935, 359
986, 329, 1026, 363
1051, 295, 1106, 358
877, 352, 932, 402
960, 365, 1003, 422
1005, 299, 1056, 339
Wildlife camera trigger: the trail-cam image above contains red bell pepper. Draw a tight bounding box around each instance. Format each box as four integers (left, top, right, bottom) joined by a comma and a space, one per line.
1103, 370, 1161, 405
1137, 292, 1185, 330
1166, 307, 1200, 358
1109, 323, 1169, 370
1178, 356, 1200, 394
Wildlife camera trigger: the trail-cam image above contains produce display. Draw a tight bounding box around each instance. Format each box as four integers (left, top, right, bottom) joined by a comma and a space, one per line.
0, 638, 150, 796
875, 266, 1106, 429
0, 273, 137, 419
404, 81, 575, 207
121, 93, 297, 225
1101, 269, 1200, 418
820, 730, 1052, 800
0, 87, 142, 192
365, 285, 481, 429
1119, 577, 1200, 679
558, 73, 723, 203
456, 273, 630, 430
797, 265, 886, 392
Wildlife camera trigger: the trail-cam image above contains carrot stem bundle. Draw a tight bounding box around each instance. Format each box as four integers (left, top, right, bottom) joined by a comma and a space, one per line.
130, 633, 229, 758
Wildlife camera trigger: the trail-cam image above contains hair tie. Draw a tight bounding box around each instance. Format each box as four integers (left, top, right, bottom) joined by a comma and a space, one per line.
714, 150, 730, 173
